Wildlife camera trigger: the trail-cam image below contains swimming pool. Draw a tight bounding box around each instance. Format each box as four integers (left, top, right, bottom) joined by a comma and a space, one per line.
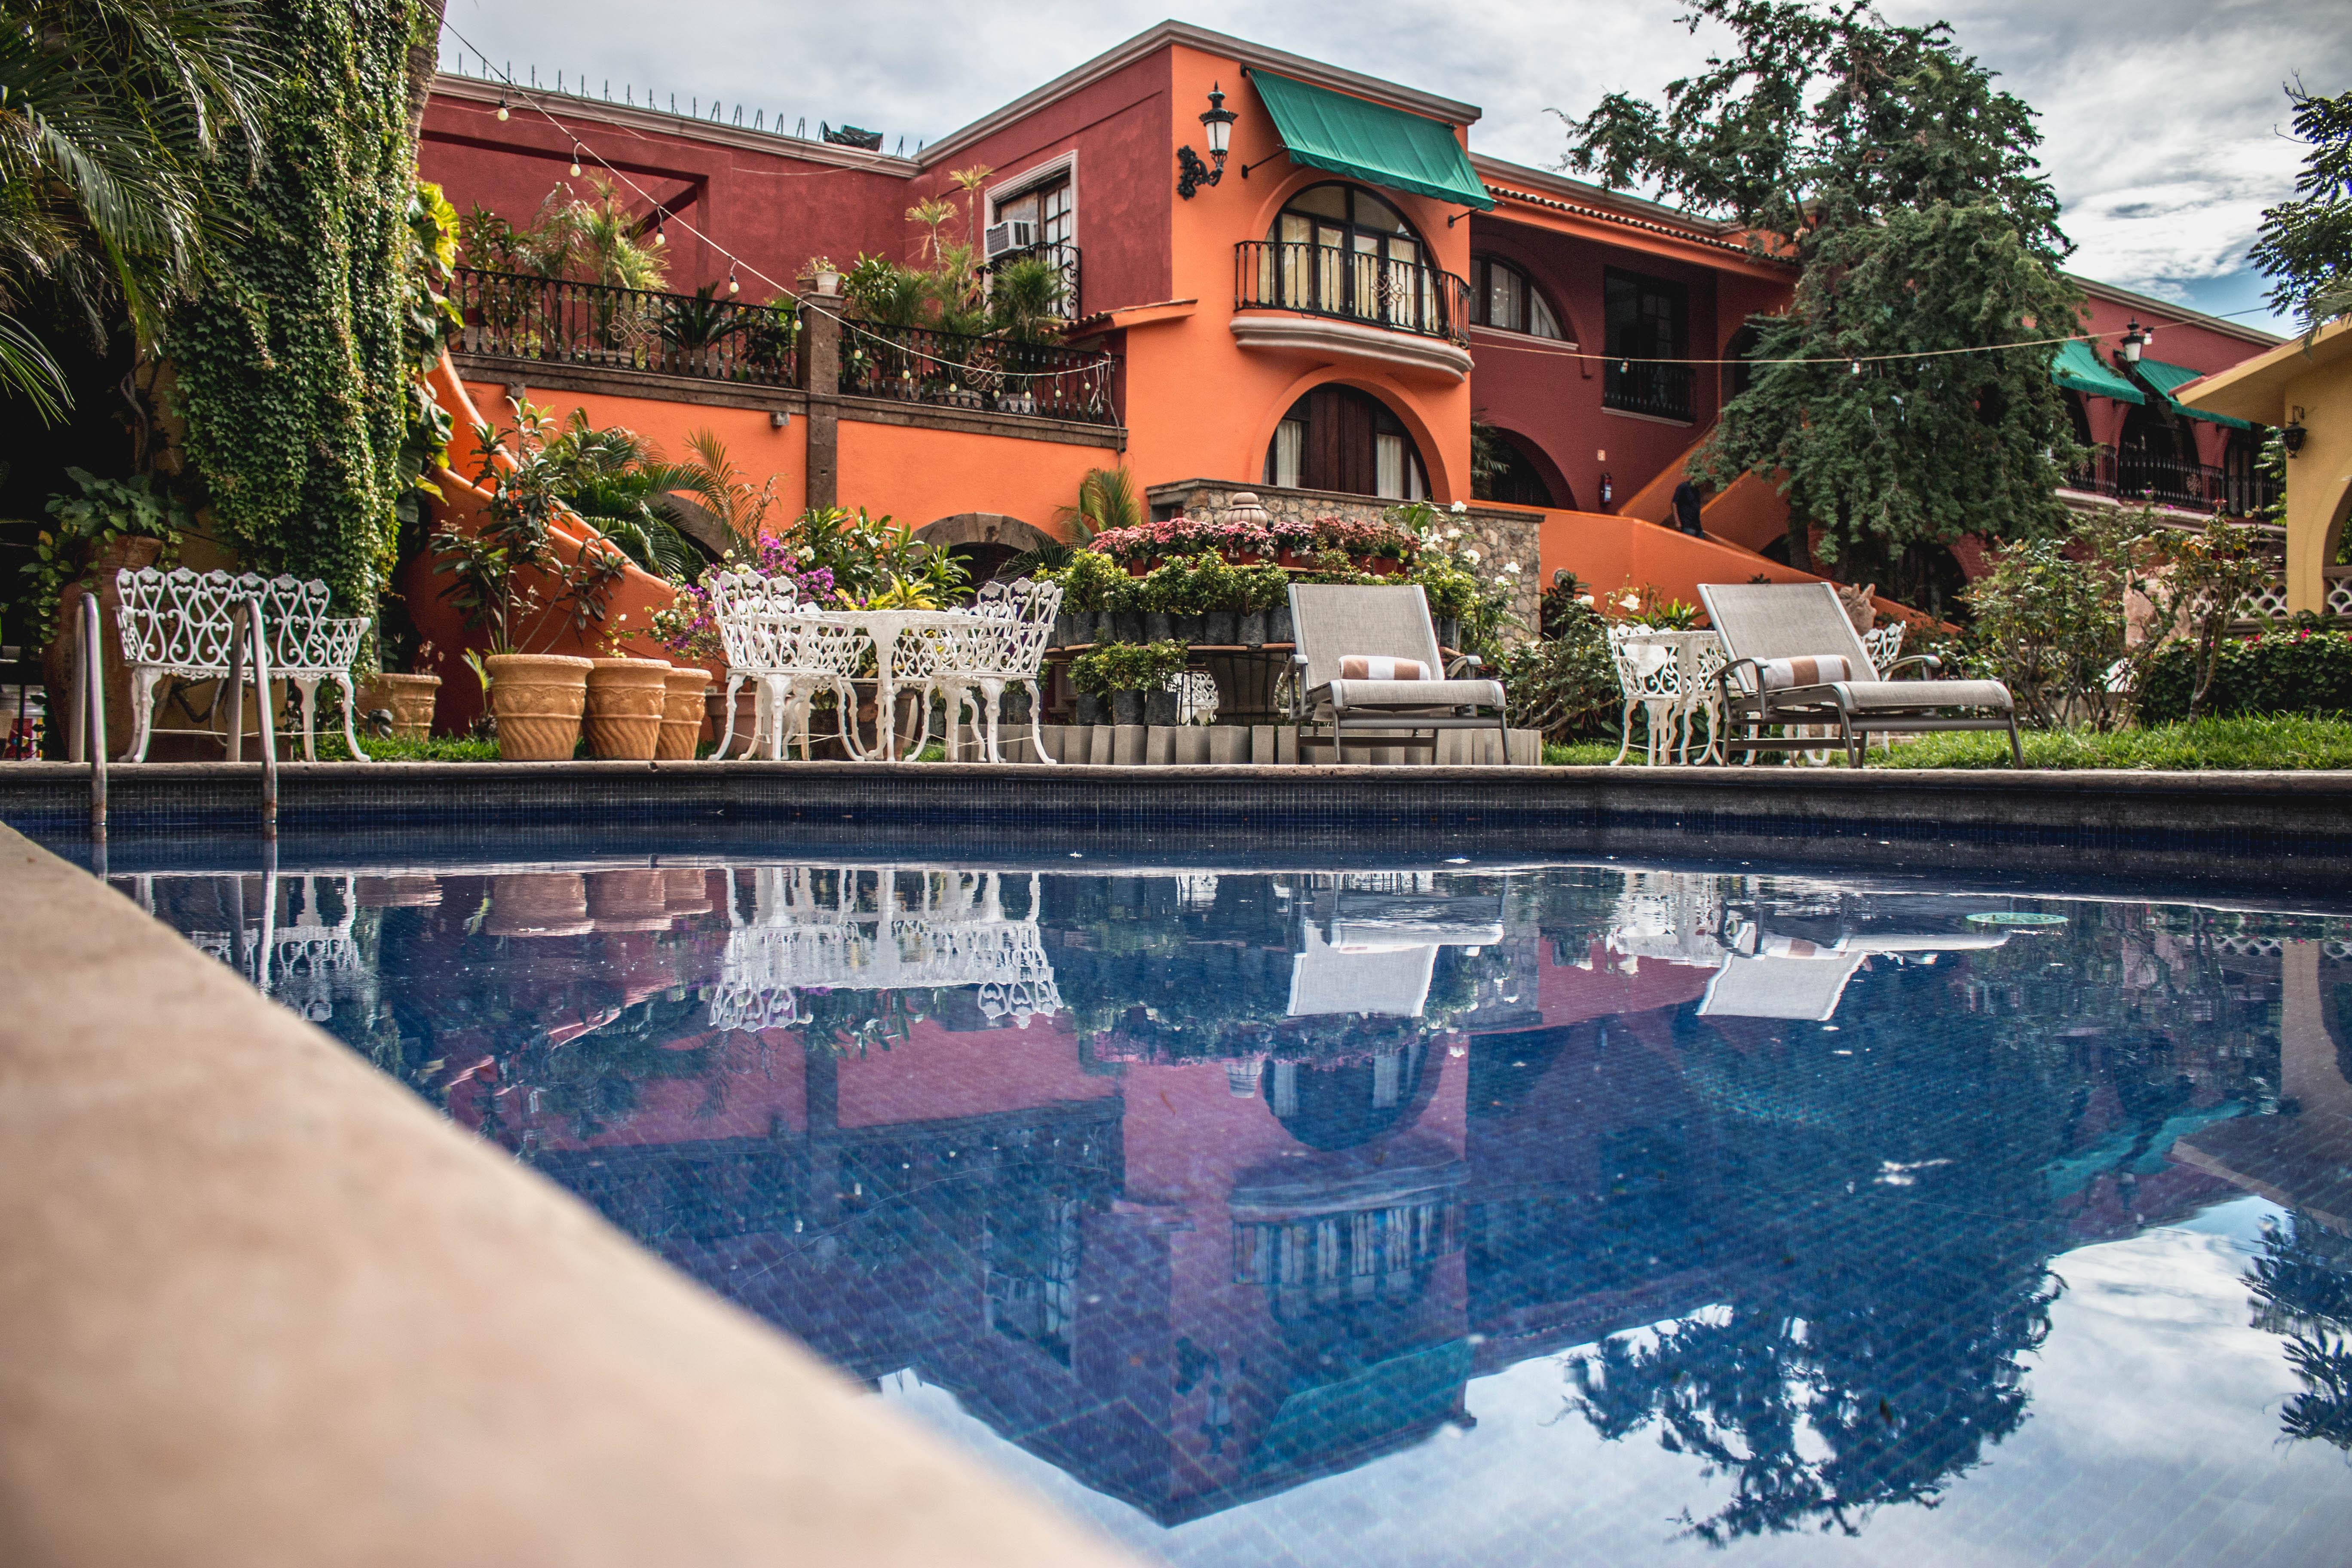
115, 851, 2352, 1565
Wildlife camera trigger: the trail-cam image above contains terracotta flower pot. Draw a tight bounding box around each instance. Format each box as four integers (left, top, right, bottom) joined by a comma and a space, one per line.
587, 868, 671, 931
485, 872, 591, 937
584, 657, 671, 760
357, 672, 441, 740
707, 681, 759, 757
486, 654, 592, 761
657, 666, 711, 759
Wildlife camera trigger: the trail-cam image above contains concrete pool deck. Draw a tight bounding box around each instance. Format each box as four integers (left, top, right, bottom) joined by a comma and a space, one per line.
3, 759, 2349, 894
0, 823, 1140, 1568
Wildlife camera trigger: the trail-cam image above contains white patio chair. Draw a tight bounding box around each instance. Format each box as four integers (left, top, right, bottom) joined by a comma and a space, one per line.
935, 577, 1063, 763
115, 567, 368, 762
710, 571, 862, 760
257, 575, 372, 761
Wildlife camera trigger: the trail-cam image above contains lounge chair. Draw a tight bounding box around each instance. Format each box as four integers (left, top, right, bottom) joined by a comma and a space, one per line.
1700, 929, 2010, 1022
1287, 584, 1506, 764
1697, 582, 2021, 766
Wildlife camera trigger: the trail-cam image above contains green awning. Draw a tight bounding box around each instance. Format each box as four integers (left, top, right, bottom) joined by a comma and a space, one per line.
1248, 70, 1493, 211
2051, 338, 2144, 404
2134, 356, 2260, 432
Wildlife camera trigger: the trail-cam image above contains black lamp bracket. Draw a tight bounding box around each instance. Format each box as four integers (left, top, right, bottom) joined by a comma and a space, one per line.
1236, 150, 1289, 181
1176, 144, 1222, 200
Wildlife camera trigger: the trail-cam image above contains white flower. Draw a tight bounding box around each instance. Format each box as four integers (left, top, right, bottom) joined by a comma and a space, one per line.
1575, 594, 1595, 606
1443, 526, 1463, 541
1464, 548, 1482, 564
1503, 561, 1522, 574
1619, 591, 1641, 610
1450, 500, 1467, 514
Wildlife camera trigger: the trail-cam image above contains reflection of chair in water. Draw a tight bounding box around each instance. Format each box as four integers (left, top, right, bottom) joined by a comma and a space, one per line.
1700, 930, 2008, 1022
708, 866, 1060, 1030
1288, 891, 1504, 1020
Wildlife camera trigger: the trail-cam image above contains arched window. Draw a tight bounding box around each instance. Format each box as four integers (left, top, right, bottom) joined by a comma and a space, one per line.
1265, 385, 1429, 500
1472, 427, 1560, 508
1468, 255, 1565, 339
1259, 182, 1438, 333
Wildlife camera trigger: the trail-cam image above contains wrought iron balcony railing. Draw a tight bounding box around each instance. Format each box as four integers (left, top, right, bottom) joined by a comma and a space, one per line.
1234, 240, 1471, 343
838, 319, 1117, 426
2063, 450, 2278, 518
1601, 360, 1696, 423
453, 267, 798, 385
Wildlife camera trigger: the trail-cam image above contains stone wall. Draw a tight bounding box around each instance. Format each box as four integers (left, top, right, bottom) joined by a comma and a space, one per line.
1145, 479, 1543, 645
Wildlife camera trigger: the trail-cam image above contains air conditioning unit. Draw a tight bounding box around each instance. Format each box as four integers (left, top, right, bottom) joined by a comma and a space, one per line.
984, 219, 1038, 259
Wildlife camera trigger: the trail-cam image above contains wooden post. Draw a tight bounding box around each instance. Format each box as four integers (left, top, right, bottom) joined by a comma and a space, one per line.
798, 303, 840, 511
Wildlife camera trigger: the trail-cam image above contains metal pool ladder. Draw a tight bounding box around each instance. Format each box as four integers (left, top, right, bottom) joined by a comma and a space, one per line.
71, 589, 279, 841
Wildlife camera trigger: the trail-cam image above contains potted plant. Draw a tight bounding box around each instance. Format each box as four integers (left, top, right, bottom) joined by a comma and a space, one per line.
1053, 550, 1124, 647
31, 469, 186, 754
1191, 555, 1241, 646
658, 665, 710, 758
358, 640, 444, 740
1135, 562, 1177, 644
433, 400, 631, 760
1070, 640, 1185, 727
1103, 570, 1144, 644
803, 256, 843, 297
1237, 564, 1287, 648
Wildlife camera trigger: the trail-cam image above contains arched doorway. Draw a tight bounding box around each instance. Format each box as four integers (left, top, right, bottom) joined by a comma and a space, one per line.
910, 512, 1061, 584
1473, 425, 1569, 509
1265, 384, 1430, 499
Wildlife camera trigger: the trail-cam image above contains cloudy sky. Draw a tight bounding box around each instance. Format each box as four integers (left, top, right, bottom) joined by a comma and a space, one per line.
435, 1, 2350, 328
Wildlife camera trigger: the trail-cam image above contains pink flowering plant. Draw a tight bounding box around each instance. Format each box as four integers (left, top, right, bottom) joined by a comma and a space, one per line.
1089, 515, 1277, 564
649, 532, 838, 663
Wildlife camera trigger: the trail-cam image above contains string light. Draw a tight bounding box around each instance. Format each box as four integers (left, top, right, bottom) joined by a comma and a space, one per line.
653, 217, 665, 248
570, 144, 582, 177
495, 89, 508, 122
727, 266, 740, 295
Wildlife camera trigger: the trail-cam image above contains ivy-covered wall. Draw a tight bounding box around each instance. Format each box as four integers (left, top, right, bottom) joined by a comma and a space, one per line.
173, 0, 421, 621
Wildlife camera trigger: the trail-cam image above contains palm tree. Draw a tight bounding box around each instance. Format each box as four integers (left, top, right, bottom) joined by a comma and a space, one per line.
527, 174, 668, 291
0, 0, 273, 420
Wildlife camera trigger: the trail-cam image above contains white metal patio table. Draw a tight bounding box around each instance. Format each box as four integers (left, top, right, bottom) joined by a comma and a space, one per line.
1608, 628, 1728, 766
799, 608, 991, 761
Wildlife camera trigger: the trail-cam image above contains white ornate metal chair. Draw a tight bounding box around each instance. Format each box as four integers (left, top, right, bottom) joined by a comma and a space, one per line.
256, 576, 372, 761
710, 571, 863, 760
114, 567, 371, 762
1606, 625, 1681, 766
934, 577, 1063, 763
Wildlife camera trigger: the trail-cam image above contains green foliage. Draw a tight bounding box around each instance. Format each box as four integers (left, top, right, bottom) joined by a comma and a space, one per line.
536, 410, 704, 582
431, 399, 627, 654
2250, 84, 2352, 332
0, 0, 274, 417
21, 466, 186, 641
1867, 715, 2352, 771
1567, 0, 2082, 575
767, 504, 959, 606
986, 254, 1067, 343
1963, 511, 2272, 728
462, 173, 668, 291
1392, 500, 1521, 654
1061, 466, 1139, 537
1237, 562, 1292, 613
2136, 627, 2352, 726
1046, 547, 1129, 612
1069, 640, 1186, 695
315, 729, 497, 762
172, 0, 419, 624
392, 178, 461, 540
1498, 600, 1620, 741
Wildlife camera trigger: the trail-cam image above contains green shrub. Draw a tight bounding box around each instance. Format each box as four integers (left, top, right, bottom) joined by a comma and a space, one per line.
1871, 715, 2352, 771
1070, 640, 1187, 695
1049, 546, 1129, 612
1496, 601, 1620, 740
2136, 628, 2352, 724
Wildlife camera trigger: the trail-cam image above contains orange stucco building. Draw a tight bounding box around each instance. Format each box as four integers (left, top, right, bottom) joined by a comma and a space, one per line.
413, 17, 2281, 673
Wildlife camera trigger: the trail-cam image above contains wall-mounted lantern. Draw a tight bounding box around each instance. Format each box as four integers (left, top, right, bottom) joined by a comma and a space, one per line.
2282, 407, 2308, 456
2119, 318, 2150, 363
1177, 84, 1238, 200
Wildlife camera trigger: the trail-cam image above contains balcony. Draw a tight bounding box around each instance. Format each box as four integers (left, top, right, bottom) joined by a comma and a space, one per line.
838, 320, 1117, 426
2064, 450, 2278, 518
1231, 240, 1474, 383
1601, 360, 1695, 423
453, 267, 797, 385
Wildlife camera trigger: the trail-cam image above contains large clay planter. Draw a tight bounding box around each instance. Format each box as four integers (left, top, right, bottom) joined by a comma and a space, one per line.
584, 658, 671, 760
354, 875, 442, 909
42, 534, 165, 759
357, 672, 441, 741
587, 868, 671, 931
486, 654, 591, 761
485, 873, 591, 937
658, 666, 711, 759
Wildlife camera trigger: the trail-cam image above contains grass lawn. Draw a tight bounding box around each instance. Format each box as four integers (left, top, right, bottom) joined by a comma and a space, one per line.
1546, 716, 2352, 771
315, 732, 499, 762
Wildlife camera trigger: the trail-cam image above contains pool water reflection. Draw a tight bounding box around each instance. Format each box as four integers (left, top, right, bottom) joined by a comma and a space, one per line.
123, 859, 2352, 1565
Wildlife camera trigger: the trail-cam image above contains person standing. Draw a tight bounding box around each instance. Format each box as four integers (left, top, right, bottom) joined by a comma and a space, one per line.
1671, 479, 1706, 536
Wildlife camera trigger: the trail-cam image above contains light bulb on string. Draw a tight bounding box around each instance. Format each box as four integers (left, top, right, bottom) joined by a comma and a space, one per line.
1850, 360, 1861, 376
570, 145, 583, 177
654, 218, 666, 248
496, 91, 509, 122
728, 267, 740, 295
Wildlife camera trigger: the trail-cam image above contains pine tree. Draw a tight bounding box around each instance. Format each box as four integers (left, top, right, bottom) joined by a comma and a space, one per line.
1566, 0, 2083, 598
2248, 83, 2352, 334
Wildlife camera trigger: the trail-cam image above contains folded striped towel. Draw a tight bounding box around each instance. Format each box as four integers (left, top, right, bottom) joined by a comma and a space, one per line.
1758, 654, 1853, 690
1338, 655, 1428, 681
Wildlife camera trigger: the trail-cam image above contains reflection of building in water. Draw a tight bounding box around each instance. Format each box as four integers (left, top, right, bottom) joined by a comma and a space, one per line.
708, 866, 1060, 1032
115, 861, 2325, 1527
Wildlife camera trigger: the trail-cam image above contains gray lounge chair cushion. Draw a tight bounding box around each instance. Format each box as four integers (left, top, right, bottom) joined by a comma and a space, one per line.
1322, 677, 1504, 712
1835, 679, 2012, 712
